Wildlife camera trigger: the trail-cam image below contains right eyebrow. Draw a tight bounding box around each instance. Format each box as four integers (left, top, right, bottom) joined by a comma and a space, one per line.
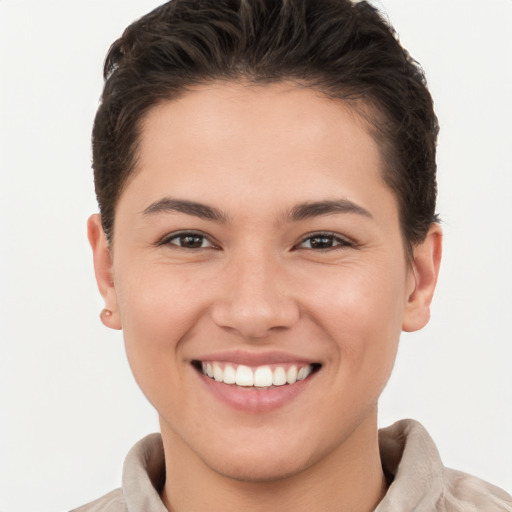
141, 197, 228, 223
286, 199, 373, 222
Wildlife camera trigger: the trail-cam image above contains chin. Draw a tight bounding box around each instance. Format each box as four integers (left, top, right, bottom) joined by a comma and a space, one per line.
205, 451, 314, 483
195, 428, 330, 484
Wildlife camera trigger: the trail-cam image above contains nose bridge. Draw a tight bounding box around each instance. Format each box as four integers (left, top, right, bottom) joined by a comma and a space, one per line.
211, 245, 299, 338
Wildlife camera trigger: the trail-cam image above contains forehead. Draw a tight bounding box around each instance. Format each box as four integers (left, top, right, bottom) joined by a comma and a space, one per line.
137, 83, 385, 185
141, 81, 376, 152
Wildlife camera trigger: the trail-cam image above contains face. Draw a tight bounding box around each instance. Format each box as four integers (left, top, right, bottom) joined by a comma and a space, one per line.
90, 82, 440, 482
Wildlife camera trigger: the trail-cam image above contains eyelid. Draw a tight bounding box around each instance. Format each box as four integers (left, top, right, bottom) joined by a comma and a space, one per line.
158, 230, 219, 249
295, 231, 356, 250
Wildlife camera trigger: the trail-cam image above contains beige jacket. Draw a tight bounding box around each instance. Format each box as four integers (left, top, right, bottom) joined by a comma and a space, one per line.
72, 420, 512, 512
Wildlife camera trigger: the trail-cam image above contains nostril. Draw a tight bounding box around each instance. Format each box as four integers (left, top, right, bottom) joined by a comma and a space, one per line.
210, 301, 300, 340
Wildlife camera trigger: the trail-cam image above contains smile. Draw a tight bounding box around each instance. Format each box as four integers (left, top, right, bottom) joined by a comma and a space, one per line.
197, 361, 320, 388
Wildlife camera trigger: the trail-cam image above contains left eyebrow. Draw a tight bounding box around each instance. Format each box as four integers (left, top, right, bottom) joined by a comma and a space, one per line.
141, 198, 228, 222
286, 199, 373, 221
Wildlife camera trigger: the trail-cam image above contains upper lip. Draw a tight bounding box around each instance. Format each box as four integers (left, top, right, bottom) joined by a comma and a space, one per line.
191, 350, 320, 367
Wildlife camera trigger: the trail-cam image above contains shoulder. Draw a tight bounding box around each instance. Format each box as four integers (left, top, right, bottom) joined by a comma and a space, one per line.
70, 489, 127, 512
377, 419, 512, 512
439, 467, 512, 511
69, 433, 166, 512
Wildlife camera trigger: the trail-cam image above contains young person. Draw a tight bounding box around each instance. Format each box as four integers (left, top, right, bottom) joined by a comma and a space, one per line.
79, 0, 512, 510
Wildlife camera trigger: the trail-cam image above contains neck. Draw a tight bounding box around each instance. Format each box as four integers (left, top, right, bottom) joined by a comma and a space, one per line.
160, 412, 387, 512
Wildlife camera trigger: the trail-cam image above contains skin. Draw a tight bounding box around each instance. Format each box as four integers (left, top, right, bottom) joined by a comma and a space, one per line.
89, 82, 442, 512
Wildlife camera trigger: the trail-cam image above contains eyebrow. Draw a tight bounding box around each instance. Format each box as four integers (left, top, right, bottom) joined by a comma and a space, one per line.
287, 199, 373, 221
142, 198, 228, 222
141, 197, 372, 223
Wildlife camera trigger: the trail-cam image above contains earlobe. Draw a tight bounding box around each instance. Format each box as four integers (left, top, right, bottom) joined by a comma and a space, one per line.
87, 214, 122, 330
402, 223, 442, 332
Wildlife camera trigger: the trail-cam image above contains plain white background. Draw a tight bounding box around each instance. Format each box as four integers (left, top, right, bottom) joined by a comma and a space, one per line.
1, 1, 511, 510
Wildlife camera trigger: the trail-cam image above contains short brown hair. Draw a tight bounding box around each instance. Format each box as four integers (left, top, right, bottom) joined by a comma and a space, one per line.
92, 0, 439, 249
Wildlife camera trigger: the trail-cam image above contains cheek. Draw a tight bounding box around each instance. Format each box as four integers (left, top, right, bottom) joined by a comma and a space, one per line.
113, 265, 209, 397
307, 260, 407, 373
117, 262, 208, 333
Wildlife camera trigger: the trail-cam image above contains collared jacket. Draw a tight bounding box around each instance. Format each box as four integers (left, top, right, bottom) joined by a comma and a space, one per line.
71, 419, 512, 512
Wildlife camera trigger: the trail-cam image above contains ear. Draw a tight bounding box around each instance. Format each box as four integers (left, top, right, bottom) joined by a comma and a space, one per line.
87, 214, 122, 330
402, 223, 442, 332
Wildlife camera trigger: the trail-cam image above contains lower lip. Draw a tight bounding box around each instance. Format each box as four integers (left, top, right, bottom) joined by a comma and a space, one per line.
196, 370, 316, 413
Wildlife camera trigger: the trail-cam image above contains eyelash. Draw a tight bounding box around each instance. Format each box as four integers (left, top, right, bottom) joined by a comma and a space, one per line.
159, 231, 354, 251
159, 231, 218, 250
295, 232, 355, 251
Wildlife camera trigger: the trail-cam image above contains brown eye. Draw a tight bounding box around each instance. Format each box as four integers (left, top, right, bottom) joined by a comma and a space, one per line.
166, 232, 213, 249
308, 235, 335, 249
298, 233, 352, 250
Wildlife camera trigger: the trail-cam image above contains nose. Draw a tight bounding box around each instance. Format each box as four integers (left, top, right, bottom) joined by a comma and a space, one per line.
210, 251, 300, 339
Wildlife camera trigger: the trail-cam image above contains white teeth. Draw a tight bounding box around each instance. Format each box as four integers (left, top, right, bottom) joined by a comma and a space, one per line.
286, 366, 298, 384
254, 366, 273, 387
213, 362, 223, 382
235, 365, 254, 386
200, 362, 315, 387
223, 365, 236, 384
297, 365, 312, 381
272, 366, 287, 386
